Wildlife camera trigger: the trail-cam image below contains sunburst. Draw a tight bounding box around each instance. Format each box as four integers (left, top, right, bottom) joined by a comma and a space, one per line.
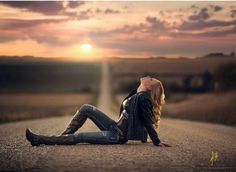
80, 43, 92, 51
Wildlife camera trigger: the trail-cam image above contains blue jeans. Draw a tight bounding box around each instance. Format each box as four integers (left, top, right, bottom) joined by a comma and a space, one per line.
73, 104, 122, 144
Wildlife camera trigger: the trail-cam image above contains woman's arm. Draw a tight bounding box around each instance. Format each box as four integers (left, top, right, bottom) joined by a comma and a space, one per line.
138, 93, 161, 146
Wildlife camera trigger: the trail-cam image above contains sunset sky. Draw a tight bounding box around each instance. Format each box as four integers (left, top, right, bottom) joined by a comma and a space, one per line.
0, 1, 236, 60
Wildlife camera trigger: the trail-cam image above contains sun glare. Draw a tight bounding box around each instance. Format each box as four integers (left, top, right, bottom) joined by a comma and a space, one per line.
80, 43, 92, 51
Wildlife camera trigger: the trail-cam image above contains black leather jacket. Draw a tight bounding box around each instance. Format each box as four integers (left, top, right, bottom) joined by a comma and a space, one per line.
116, 89, 161, 146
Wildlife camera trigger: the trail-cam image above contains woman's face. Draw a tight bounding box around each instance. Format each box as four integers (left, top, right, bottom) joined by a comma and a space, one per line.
140, 76, 159, 90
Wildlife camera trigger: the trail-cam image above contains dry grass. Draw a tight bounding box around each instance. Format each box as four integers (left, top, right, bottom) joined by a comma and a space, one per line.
109, 57, 236, 93
0, 93, 93, 123
110, 57, 236, 75
163, 91, 236, 125
111, 57, 236, 126
115, 91, 236, 126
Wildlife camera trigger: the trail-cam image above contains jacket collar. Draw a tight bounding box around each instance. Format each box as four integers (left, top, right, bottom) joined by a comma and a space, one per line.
124, 88, 137, 100
119, 88, 151, 116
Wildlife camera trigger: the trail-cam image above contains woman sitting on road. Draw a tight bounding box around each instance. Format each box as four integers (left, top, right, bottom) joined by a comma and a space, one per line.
26, 76, 170, 147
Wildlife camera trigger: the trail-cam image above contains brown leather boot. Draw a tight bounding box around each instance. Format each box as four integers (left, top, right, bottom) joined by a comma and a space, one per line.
61, 110, 87, 135
26, 128, 76, 146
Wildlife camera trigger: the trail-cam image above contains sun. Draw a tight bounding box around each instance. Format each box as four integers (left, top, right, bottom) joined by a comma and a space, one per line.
80, 43, 92, 51
77, 43, 101, 61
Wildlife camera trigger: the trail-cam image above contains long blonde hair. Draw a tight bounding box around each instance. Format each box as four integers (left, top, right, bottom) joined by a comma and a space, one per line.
147, 80, 165, 133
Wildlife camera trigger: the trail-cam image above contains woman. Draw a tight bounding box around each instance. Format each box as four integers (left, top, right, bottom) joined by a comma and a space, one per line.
26, 76, 170, 147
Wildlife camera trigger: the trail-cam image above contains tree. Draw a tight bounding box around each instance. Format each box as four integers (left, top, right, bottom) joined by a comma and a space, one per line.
214, 61, 236, 91
202, 70, 213, 91
182, 75, 193, 92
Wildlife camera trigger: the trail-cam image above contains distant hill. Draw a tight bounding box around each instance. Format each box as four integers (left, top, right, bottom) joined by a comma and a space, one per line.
109, 52, 235, 61
1, 51, 235, 64
202, 52, 235, 58
0, 55, 66, 64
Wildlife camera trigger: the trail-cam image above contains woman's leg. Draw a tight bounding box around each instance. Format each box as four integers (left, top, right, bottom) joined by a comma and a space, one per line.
26, 129, 121, 146
26, 129, 76, 146
74, 130, 121, 144
61, 104, 115, 135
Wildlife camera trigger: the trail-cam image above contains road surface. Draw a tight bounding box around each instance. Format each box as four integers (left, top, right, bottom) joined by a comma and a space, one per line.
0, 62, 236, 172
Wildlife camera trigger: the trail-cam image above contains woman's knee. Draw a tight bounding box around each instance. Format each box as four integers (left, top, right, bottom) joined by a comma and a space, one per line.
79, 104, 96, 115
105, 131, 121, 144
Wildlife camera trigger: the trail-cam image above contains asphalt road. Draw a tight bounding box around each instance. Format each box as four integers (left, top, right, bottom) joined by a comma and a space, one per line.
0, 116, 235, 172
0, 62, 236, 171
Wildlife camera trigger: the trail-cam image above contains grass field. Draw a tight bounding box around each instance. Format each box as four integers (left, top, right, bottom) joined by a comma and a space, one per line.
108, 57, 236, 93
0, 60, 101, 123
0, 61, 101, 93
162, 91, 236, 125
109, 57, 236, 75
0, 93, 93, 123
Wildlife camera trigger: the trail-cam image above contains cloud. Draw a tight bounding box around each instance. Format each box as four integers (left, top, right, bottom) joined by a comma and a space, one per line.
173, 26, 236, 38
89, 15, 175, 49
0, 1, 64, 15
90, 16, 167, 38
95, 8, 103, 13
159, 11, 165, 17
0, 35, 17, 43
180, 19, 236, 31
67, 1, 85, 9
145, 16, 167, 31
0, 1, 84, 15
209, 5, 223, 12
189, 7, 210, 21
190, 5, 199, 9
194, 26, 236, 37
76, 9, 94, 20
0, 18, 68, 30
231, 9, 236, 18
0, 18, 73, 44
95, 8, 120, 14
74, 8, 120, 20
104, 8, 120, 14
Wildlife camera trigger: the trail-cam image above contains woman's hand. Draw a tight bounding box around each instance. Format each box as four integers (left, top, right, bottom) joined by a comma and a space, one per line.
157, 142, 171, 147
147, 138, 152, 143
